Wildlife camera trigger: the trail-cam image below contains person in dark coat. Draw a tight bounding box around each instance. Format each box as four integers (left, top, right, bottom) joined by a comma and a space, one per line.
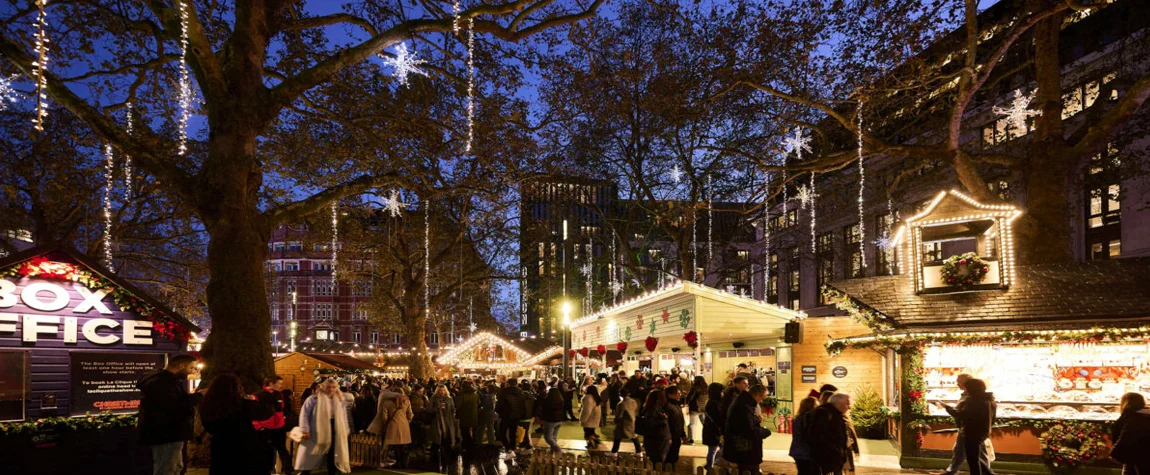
808, 392, 852, 475
199, 374, 275, 475
936, 374, 974, 475
563, 376, 579, 420
537, 387, 567, 452
641, 390, 672, 464
702, 383, 725, 468
353, 385, 378, 433
136, 354, 201, 475
1112, 393, 1150, 475
719, 377, 748, 429
948, 379, 996, 475
455, 381, 480, 448
496, 378, 527, 450
789, 397, 820, 475
665, 386, 687, 465
253, 376, 291, 474
722, 384, 772, 474
607, 372, 624, 415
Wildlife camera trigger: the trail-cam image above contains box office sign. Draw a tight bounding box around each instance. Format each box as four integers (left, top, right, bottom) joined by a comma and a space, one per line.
0, 279, 156, 346
69, 352, 165, 415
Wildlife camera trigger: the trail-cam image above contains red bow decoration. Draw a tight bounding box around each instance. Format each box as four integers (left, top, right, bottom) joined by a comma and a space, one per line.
578, 347, 590, 358
645, 336, 659, 352
569, 349, 576, 359
597, 344, 606, 355
617, 341, 628, 352
683, 331, 698, 349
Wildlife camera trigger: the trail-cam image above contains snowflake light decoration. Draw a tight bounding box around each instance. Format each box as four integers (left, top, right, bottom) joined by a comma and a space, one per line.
382, 190, 407, 217
580, 262, 594, 277
608, 280, 624, 296
668, 163, 683, 184
795, 185, 818, 210
0, 74, 20, 111
380, 43, 428, 87
873, 230, 892, 252
993, 90, 1042, 134
725, 285, 735, 294
468, 322, 478, 333
782, 128, 813, 158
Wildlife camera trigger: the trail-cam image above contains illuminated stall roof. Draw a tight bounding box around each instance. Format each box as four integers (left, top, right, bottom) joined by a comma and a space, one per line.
436, 331, 535, 370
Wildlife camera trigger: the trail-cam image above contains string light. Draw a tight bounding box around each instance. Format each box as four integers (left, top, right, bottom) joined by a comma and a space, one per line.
177, 0, 192, 155
424, 200, 431, 329
809, 172, 817, 254
707, 174, 713, 273
466, 18, 475, 154
331, 200, 338, 299
452, 0, 461, 34
124, 102, 133, 200
763, 169, 770, 301
0, 74, 19, 111
993, 89, 1041, 134
30, 0, 49, 131
856, 102, 866, 268
101, 144, 115, 271
569, 280, 804, 329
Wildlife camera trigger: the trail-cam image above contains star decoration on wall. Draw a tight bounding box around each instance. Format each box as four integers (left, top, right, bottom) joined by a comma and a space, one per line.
661, 308, 670, 323
782, 127, 813, 158
380, 42, 428, 87
382, 189, 408, 217
795, 185, 818, 210
993, 89, 1042, 133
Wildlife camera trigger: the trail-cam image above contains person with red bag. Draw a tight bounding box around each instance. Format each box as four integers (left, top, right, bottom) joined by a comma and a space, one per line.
253, 376, 290, 474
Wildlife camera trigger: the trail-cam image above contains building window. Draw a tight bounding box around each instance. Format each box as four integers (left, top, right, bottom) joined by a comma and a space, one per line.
922, 241, 943, 264
314, 261, 333, 272
787, 248, 800, 311
353, 281, 371, 297
767, 252, 779, 305
314, 303, 332, 320
844, 223, 863, 279
370, 332, 379, 344
284, 262, 299, 272
287, 241, 302, 251
273, 242, 285, 252
392, 333, 402, 345
352, 309, 368, 321
1086, 144, 1121, 260
353, 332, 361, 343
429, 332, 439, 345
874, 215, 893, 275
314, 280, 333, 296
271, 304, 280, 321
770, 210, 797, 230
816, 232, 834, 305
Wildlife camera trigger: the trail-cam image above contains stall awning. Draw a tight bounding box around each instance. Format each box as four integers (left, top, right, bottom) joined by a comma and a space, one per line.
570, 281, 803, 351
436, 331, 534, 370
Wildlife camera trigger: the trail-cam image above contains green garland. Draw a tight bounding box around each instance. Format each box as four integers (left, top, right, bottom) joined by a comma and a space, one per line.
0, 413, 138, 437
822, 286, 897, 332
1040, 422, 1110, 473
826, 326, 1150, 357
1, 257, 191, 341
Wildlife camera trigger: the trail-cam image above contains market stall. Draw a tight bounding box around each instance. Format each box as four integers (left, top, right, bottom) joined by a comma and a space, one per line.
569, 281, 803, 390
0, 246, 200, 474
435, 331, 535, 374
823, 190, 1150, 473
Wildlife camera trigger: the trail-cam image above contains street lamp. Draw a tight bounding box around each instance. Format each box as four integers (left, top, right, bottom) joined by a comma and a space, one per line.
561, 301, 571, 379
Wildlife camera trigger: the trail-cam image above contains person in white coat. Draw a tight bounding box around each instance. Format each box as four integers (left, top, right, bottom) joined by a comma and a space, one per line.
580, 385, 603, 448
294, 378, 354, 475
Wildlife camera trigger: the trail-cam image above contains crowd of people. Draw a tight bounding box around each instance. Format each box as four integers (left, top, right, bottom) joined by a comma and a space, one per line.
136, 356, 1150, 475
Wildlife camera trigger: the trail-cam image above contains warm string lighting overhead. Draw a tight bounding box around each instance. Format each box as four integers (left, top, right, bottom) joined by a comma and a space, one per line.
176, 0, 192, 155
856, 102, 866, 267
30, 0, 50, 131
124, 102, 133, 200
101, 144, 115, 271
465, 18, 476, 154
330, 201, 338, 295
452, 0, 462, 33
0, 74, 19, 111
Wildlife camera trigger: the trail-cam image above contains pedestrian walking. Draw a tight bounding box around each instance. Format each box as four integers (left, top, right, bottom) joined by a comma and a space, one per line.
253, 376, 290, 474
294, 378, 354, 475
686, 375, 708, 445
496, 378, 527, 451
368, 388, 413, 469
456, 380, 480, 448
352, 385, 377, 433
1111, 392, 1150, 475
563, 377, 578, 420
701, 383, 725, 468
136, 354, 201, 475
518, 380, 537, 450
537, 387, 567, 453
722, 384, 772, 475
935, 373, 974, 475
809, 392, 852, 475
200, 374, 275, 475
408, 384, 429, 457
949, 379, 996, 475
789, 396, 820, 475
477, 383, 498, 446
664, 386, 687, 465
608, 373, 623, 415
640, 390, 672, 464
426, 385, 460, 472
580, 385, 604, 448
611, 388, 642, 455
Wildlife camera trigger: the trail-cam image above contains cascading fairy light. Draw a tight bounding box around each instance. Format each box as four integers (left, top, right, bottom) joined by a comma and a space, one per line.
101, 144, 115, 271
453, 0, 462, 33
856, 102, 866, 267
763, 169, 770, 301
0, 74, 20, 111
466, 18, 476, 153
124, 102, 133, 200
177, 0, 193, 155
809, 172, 817, 253
707, 174, 713, 273
424, 200, 431, 326
30, 0, 50, 131
330, 201, 339, 299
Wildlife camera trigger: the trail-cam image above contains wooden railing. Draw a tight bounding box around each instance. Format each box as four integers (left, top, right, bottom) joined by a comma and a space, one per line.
280, 433, 383, 471
527, 451, 784, 475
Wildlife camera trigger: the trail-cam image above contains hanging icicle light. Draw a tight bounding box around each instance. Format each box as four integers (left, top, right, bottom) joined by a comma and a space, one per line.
763, 168, 770, 301
707, 174, 713, 273
856, 102, 866, 267
809, 173, 817, 254
30, 0, 50, 131
102, 144, 115, 271
453, 0, 462, 34
424, 200, 431, 322
466, 18, 476, 154
0, 74, 20, 111
331, 201, 339, 294
176, 0, 193, 155
124, 102, 133, 200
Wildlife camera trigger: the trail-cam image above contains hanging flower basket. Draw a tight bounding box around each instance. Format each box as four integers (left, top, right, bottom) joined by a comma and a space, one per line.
940, 252, 991, 288
683, 331, 699, 349
645, 336, 659, 352
596, 344, 606, 355
617, 341, 628, 352
578, 347, 590, 358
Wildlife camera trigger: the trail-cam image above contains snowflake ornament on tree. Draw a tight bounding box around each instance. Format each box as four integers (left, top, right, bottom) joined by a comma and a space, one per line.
873, 230, 893, 252
382, 190, 407, 217
468, 322, 478, 333
380, 43, 428, 87
993, 89, 1042, 133
608, 280, 624, 296
795, 185, 818, 210
580, 262, 594, 277
668, 163, 683, 184
0, 74, 20, 111
782, 128, 813, 158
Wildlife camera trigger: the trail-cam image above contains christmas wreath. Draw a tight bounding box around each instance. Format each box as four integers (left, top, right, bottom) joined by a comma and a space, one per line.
940, 252, 991, 288
617, 341, 628, 352
683, 331, 699, 349
1039, 422, 1108, 473
645, 336, 659, 352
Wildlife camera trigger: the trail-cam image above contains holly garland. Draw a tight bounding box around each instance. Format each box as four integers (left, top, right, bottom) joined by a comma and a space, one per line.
0, 412, 138, 437
1, 257, 191, 342
826, 326, 1150, 357
1040, 423, 1110, 474
822, 286, 897, 332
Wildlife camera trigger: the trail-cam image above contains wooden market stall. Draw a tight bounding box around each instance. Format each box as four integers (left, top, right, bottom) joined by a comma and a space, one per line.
436, 331, 536, 374
274, 351, 379, 409
569, 281, 803, 397
822, 190, 1150, 474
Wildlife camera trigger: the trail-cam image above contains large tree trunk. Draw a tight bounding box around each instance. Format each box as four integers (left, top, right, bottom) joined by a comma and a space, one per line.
406, 305, 434, 379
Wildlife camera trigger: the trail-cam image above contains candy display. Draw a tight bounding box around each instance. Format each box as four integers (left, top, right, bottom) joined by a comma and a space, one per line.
922, 342, 1150, 420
